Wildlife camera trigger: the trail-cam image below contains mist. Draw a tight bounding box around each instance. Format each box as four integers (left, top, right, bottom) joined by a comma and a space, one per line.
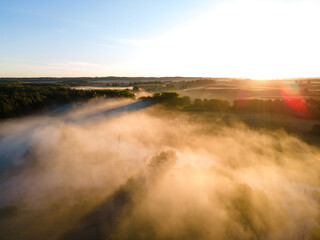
0, 99, 320, 240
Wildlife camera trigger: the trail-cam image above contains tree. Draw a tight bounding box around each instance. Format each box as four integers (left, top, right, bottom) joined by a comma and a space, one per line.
194, 98, 203, 108
312, 124, 320, 135
133, 86, 140, 91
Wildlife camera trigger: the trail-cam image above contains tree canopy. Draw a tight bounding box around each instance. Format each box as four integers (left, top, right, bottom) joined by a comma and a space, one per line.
0, 83, 134, 119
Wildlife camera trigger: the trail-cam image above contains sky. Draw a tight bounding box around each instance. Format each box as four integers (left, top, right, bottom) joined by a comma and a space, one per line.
1, 0, 320, 79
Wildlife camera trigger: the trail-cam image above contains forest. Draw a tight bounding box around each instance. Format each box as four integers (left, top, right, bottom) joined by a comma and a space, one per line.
3, 82, 320, 121
0, 83, 134, 119
141, 92, 320, 118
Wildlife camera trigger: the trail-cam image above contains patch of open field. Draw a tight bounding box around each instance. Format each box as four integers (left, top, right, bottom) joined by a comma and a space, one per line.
176, 80, 320, 101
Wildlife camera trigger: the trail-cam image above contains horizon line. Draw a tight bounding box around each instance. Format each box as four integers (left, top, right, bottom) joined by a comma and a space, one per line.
1, 76, 320, 81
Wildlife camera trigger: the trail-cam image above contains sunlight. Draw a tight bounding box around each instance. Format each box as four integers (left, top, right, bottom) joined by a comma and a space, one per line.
3, 1, 320, 239
132, 0, 320, 79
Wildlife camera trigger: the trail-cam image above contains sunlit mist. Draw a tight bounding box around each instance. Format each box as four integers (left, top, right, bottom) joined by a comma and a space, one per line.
1, 99, 320, 239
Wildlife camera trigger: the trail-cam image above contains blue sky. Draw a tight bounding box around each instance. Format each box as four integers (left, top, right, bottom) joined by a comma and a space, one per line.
1, 0, 320, 78
0, 0, 213, 76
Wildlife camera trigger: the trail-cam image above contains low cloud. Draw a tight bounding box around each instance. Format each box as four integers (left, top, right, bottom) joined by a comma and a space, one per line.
0, 99, 320, 239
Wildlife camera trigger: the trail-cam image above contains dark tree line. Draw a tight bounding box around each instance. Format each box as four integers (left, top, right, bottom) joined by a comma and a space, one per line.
0, 83, 134, 119
232, 98, 320, 118
140, 92, 230, 111
141, 92, 320, 118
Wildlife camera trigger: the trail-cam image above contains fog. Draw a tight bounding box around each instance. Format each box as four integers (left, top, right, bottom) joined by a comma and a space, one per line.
0, 99, 320, 239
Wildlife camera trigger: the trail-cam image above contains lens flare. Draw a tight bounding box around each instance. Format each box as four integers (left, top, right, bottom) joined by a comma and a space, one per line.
280, 83, 308, 116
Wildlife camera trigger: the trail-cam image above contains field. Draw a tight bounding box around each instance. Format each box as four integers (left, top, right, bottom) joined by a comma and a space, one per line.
175, 79, 320, 101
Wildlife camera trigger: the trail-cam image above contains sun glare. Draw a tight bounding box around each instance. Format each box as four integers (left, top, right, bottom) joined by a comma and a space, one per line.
131, 0, 320, 79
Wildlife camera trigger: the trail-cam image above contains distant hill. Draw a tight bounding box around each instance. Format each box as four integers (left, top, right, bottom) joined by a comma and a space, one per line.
0, 76, 225, 83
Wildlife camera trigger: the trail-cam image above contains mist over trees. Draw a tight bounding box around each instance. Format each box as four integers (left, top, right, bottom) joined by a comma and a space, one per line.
0, 83, 134, 119
3, 83, 320, 124
1, 99, 320, 240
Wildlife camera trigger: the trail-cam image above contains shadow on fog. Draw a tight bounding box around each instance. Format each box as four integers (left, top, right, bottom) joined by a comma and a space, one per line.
60, 153, 174, 240
59, 176, 149, 240
59, 184, 134, 240
0, 101, 151, 179
66, 101, 152, 123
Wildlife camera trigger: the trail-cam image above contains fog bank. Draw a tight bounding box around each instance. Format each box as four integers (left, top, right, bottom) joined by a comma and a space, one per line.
0, 99, 320, 239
